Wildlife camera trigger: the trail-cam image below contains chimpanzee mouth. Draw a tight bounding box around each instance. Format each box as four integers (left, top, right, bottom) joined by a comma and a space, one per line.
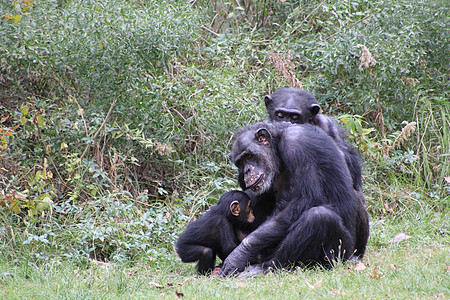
246, 174, 265, 192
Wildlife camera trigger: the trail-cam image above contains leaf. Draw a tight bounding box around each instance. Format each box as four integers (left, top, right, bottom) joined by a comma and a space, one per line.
1, 116, 9, 123
14, 192, 27, 200
389, 264, 400, 270
37, 114, 44, 126
175, 290, 184, 298
149, 281, 163, 289
329, 288, 345, 295
307, 279, 322, 289
4, 13, 13, 20
36, 196, 53, 212
21, 104, 29, 115
370, 265, 382, 279
20, 116, 27, 124
212, 266, 221, 276
12, 202, 22, 213
353, 262, 367, 271
35, 170, 43, 181
392, 232, 411, 243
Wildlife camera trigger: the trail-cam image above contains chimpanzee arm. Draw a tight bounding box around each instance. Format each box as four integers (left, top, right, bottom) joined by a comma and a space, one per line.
218, 223, 240, 259
219, 208, 293, 276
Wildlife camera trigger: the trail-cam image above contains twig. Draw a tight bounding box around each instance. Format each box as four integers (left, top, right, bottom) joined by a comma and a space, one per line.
201, 25, 220, 37
61, 97, 117, 193
289, 0, 327, 35
78, 97, 117, 164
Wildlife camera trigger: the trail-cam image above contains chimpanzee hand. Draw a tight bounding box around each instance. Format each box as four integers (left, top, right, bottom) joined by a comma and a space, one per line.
219, 241, 251, 276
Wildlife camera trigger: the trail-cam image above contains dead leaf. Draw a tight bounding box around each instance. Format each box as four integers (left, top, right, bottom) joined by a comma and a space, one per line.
307, 279, 322, 289
392, 232, 411, 243
329, 288, 345, 295
149, 281, 163, 289
389, 264, 400, 270
212, 266, 221, 277
175, 290, 184, 298
166, 282, 182, 287
353, 262, 367, 271
91, 260, 112, 268
370, 265, 383, 279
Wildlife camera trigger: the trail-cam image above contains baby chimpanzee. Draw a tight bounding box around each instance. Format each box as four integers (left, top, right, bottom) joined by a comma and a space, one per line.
175, 190, 255, 274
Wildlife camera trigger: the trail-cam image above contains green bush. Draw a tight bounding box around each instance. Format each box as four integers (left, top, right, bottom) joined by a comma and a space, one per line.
1, 0, 448, 265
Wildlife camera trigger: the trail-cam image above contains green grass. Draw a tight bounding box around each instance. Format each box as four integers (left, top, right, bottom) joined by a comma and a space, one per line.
1, 213, 448, 299
1, 0, 449, 298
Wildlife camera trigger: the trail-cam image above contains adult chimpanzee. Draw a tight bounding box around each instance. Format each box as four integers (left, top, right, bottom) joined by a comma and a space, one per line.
220, 122, 369, 276
265, 88, 363, 191
264, 88, 369, 259
176, 190, 255, 274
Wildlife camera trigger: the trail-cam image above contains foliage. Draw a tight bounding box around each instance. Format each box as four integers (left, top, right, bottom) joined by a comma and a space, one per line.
0, 0, 448, 283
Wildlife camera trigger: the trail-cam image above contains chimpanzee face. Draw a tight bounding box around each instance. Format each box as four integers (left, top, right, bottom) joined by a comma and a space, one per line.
265, 88, 320, 124
231, 126, 279, 195
230, 199, 255, 223
229, 196, 255, 223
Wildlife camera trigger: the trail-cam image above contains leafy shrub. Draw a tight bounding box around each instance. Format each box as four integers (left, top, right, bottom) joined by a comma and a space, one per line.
1, 0, 448, 266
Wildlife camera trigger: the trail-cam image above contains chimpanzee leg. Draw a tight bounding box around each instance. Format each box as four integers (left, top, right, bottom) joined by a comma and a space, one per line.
269, 206, 354, 269
197, 247, 216, 274
178, 245, 216, 274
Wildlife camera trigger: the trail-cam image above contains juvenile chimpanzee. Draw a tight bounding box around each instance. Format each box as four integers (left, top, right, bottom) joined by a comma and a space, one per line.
265, 88, 363, 191
176, 190, 255, 274
220, 122, 369, 276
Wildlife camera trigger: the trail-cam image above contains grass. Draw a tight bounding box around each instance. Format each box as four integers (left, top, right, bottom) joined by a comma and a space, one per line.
1, 213, 448, 299
0, 0, 449, 298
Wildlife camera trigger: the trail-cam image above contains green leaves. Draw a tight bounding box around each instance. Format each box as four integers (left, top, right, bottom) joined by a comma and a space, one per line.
3, 0, 34, 23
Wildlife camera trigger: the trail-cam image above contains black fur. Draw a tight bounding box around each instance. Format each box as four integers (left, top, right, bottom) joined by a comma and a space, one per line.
265, 88, 363, 191
176, 190, 255, 274
220, 122, 369, 276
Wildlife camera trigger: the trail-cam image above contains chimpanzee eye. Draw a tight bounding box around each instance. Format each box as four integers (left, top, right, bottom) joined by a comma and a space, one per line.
276, 112, 284, 119
291, 114, 300, 122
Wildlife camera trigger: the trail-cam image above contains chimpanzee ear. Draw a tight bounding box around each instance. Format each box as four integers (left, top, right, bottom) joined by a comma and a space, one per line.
255, 128, 272, 147
264, 95, 272, 107
310, 104, 321, 116
230, 200, 240, 216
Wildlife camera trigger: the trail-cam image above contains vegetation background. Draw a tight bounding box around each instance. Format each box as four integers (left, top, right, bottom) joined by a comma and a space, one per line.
0, 0, 448, 298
